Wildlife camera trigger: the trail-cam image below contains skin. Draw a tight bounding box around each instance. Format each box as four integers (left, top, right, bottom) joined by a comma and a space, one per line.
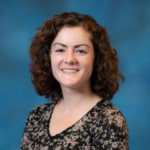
50, 26, 102, 115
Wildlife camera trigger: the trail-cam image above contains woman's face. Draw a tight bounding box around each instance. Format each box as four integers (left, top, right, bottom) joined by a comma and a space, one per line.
50, 26, 95, 89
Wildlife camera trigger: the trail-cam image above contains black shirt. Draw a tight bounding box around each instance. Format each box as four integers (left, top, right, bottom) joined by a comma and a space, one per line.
21, 100, 129, 150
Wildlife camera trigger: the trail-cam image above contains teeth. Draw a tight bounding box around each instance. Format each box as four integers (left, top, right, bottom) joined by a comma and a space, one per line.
62, 69, 78, 73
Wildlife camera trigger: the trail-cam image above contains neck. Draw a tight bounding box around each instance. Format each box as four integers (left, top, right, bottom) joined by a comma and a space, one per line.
57, 83, 101, 115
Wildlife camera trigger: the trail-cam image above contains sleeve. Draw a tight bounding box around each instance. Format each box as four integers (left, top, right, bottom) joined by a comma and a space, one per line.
92, 111, 129, 150
20, 107, 37, 150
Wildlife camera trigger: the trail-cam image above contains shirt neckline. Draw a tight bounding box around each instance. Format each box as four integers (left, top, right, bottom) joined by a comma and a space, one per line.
47, 99, 105, 139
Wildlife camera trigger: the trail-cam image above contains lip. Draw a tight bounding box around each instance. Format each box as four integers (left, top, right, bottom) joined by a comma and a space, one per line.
61, 68, 79, 74
61, 68, 80, 71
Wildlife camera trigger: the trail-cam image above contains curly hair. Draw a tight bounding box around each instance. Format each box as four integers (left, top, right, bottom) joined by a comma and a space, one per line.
29, 12, 124, 101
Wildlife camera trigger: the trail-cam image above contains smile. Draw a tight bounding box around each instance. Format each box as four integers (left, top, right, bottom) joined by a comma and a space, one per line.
61, 69, 79, 73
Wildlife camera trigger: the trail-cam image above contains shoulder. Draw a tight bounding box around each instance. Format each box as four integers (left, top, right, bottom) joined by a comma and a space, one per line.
94, 100, 128, 136
30, 101, 55, 112
26, 101, 56, 121
97, 100, 127, 124
92, 100, 129, 149
104, 101, 127, 125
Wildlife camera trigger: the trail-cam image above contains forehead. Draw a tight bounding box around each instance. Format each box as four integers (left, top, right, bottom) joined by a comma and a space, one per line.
52, 26, 92, 45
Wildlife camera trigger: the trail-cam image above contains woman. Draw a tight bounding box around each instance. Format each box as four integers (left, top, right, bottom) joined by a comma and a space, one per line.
21, 12, 129, 149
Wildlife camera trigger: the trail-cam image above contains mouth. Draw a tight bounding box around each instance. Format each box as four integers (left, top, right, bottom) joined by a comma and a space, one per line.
61, 69, 79, 73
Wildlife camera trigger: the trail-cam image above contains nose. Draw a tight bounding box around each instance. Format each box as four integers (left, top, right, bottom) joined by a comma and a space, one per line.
64, 50, 77, 65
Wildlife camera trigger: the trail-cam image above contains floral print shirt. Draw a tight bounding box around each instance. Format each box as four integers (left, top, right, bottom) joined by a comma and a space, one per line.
21, 100, 129, 150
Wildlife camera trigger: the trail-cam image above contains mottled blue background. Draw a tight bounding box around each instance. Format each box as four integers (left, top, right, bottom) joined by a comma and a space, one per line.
0, 0, 150, 149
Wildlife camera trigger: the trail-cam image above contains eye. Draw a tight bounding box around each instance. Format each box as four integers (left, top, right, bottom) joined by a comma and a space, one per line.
55, 49, 65, 52
76, 50, 86, 54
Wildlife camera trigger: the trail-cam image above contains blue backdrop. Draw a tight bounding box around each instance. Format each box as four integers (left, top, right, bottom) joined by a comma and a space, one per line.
0, 0, 150, 149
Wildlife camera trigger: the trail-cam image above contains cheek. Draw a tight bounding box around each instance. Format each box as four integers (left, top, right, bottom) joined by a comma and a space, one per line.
87, 58, 95, 75
81, 58, 94, 73
50, 54, 62, 71
50, 54, 56, 74
50, 53, 57, 66
86, 54, 95, 67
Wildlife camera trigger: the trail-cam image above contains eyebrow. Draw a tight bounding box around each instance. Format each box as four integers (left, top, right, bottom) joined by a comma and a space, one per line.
52, 43, 89, 48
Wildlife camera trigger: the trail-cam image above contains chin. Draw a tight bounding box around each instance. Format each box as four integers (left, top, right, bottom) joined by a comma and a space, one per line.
60, 82, 80, 89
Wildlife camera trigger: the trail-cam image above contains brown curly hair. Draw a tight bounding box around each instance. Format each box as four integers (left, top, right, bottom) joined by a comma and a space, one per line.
29, 12, 124, 101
